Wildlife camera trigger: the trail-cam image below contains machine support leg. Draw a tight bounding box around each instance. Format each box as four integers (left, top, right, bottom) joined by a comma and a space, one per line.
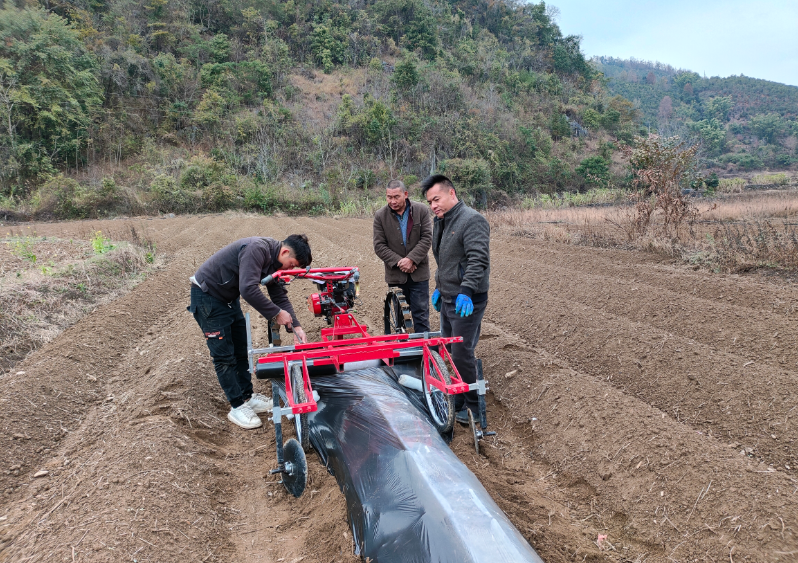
245, 313, 254, 375
476, 359, 488, 430
271, 381, 285, 471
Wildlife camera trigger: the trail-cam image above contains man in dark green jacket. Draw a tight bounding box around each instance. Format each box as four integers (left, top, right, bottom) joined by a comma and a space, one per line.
421, 174, 490, 423
188, 235, 312, 430
373, 179, 433, 333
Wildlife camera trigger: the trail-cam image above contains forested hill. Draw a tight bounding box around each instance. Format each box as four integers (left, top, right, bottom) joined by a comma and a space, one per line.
0, 0, 641, 217
594, 57, 798, 171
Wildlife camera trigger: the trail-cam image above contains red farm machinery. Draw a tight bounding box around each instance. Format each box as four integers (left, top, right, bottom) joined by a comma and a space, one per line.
245, 267, 492, 497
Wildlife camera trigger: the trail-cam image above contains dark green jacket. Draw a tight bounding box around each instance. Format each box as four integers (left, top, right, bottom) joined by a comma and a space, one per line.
432, 201, 490, 303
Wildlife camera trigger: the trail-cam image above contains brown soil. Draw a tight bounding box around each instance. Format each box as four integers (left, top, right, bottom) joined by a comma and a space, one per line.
1, 213, 797, 562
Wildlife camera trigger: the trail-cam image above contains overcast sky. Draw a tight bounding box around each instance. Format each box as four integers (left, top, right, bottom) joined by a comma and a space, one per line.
550, 0, 798, 86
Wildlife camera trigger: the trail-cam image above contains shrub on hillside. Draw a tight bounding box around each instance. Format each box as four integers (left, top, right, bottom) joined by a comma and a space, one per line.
438, 158, 493, 208
202, 183, 236, 211
150, 174, 197, 213
576, 156, 610, 187
32, 176, 85, 219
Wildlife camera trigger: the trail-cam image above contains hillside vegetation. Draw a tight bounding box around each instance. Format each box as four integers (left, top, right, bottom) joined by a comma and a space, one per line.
594, 57, 798, 173
0, 0, 644, 218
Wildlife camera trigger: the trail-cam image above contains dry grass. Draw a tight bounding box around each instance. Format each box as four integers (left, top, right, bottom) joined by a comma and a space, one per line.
488, 189, 798, 273
287, 68, 365, 127
0, 228, 160, 374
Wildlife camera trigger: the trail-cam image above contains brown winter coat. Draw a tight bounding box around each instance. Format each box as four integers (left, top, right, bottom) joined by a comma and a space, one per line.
373, 199, 432, 284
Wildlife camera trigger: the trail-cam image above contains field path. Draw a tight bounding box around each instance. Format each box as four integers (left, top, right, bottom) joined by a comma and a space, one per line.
1, 214, 796, 562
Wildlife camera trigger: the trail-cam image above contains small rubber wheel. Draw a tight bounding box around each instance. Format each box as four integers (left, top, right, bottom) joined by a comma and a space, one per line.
384, 289, 412, 334
281, 438, 307, 498
422, 350, 455, 434
468, 409, 480, 455
290, 363, 312, 452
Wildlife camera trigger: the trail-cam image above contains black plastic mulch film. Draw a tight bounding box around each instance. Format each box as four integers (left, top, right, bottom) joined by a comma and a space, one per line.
305, 366, 545, 563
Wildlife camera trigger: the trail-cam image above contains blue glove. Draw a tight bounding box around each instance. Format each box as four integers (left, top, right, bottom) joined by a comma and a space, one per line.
455, 294, 474, 317
431, 289, 441, 312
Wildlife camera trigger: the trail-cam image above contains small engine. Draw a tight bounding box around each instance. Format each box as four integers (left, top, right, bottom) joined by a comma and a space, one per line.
306, 271, 360, 324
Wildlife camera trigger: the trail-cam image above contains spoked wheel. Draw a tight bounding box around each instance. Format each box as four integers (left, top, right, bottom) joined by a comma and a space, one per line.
281, 438, 307, 498
422, 350, 455, 434
289, 363, 312, 452
384, 289, 412, 334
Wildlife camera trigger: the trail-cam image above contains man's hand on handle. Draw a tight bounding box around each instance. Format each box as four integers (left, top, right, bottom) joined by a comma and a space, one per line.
275, 309, 307, 344
292, 327, 307, 345
274, 309, 293, 327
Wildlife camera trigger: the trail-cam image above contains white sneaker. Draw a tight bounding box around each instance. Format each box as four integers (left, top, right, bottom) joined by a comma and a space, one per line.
228, 404, 262, 429
246, 393, 273, 414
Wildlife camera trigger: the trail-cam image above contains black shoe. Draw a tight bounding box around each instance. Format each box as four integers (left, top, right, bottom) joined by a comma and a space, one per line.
455, 408, 471, 425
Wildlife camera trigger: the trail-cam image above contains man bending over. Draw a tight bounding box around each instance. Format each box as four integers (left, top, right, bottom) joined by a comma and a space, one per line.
188, 234, 312, 429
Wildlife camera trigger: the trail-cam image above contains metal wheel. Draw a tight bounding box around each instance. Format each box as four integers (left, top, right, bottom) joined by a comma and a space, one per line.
384, 289, 412, 334
422, 350, 455, 434
290, 363, 311, 452
281, 438, 307, 498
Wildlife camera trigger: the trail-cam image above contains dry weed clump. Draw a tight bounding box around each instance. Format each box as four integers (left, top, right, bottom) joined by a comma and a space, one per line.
0, 231, 158, 373
718, 178, 745, 193
701, 221, 798, 272
751, 172, 793, 186
621, 135, 700, 240
489, 189, 798, 274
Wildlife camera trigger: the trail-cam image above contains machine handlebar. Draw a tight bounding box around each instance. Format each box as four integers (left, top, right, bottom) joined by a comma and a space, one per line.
261, 267, 359, 286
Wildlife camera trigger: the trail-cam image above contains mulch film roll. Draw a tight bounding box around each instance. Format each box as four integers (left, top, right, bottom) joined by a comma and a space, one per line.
306, 367, 545, 563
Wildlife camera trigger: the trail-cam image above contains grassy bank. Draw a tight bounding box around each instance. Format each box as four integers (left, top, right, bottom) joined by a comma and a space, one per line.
0, 227, 158, 373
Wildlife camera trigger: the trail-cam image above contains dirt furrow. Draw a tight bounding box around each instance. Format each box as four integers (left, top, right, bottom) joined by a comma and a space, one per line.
487, 273, 798, 472
505, 236, 798, 316
499, 236, 798, 368
477, 322, 798, 562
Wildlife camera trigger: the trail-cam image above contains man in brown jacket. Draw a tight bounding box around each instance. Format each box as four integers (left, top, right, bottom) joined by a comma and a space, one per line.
373, 179, 433, 333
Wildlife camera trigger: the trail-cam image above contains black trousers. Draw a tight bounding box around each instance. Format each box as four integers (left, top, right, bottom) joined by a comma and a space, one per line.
394, 278, 430, 334
188, 285, 252, 408
440, 298, 487, 413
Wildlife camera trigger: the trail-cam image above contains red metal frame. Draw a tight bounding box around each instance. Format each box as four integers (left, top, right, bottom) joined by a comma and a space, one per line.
321, 313, 370, 340
255, 268, 466, 415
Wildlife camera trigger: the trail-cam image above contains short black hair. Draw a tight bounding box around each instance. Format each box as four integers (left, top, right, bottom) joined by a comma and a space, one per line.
420, 174, 455, 197
283, 234, 312, 267
386, 179, 406, 191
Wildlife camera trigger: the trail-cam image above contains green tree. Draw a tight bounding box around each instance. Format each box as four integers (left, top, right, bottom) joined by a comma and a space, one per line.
0, 7, 101, 192
438, 158, 492, 206
208, 34, 231, 63
392, 55, 419, 90
549, 113, 570, 140
704, 96, 733, 121
581, 108, 601, 130
673, 71, 700, 92
311, 23, 345, 73
575, 156, 609, 186
749, 113, 784, 144
376, 0, 438, 59
689, 118, 726, 155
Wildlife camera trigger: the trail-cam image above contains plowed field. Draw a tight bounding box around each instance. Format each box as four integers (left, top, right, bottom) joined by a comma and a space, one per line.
1, 213, 797, 562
